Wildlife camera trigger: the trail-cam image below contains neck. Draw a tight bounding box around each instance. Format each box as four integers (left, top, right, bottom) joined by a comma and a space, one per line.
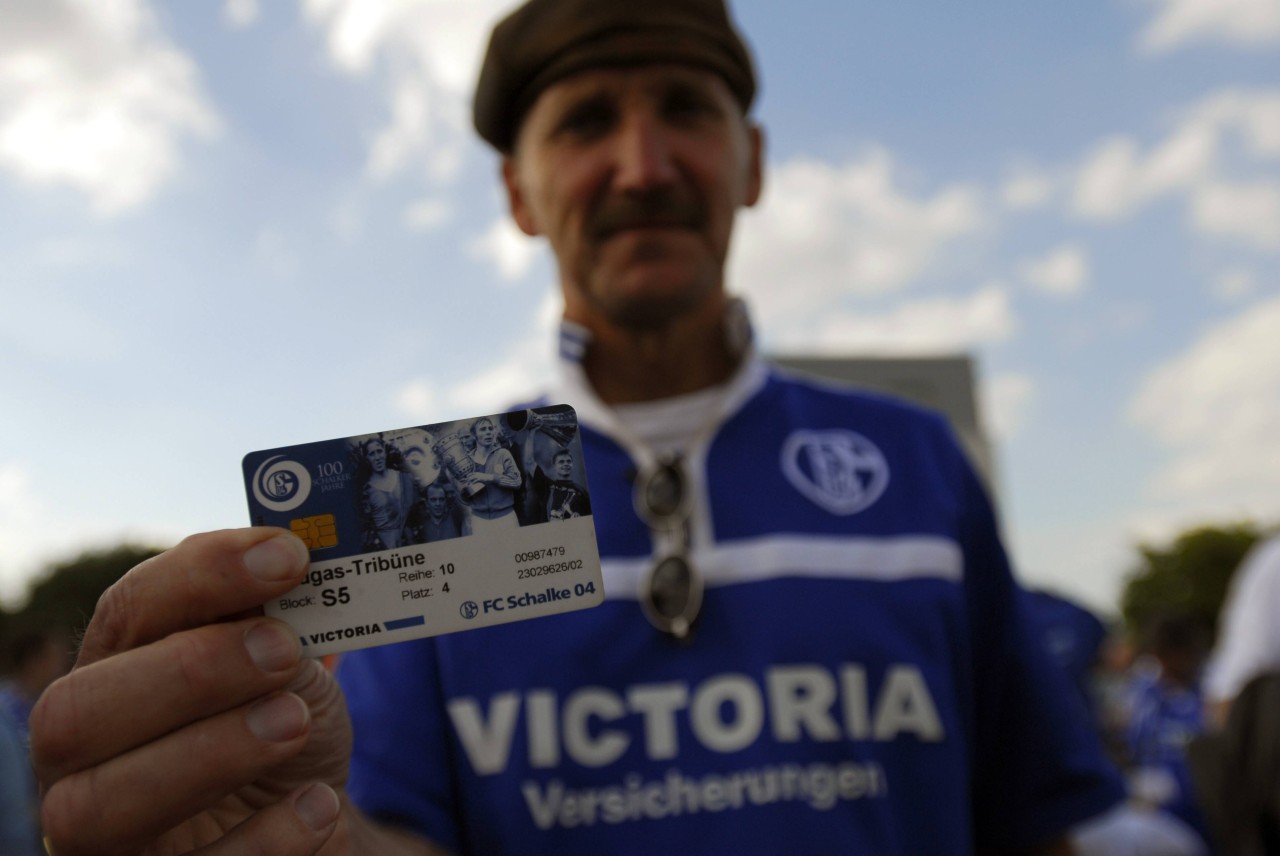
575, 299, 740, 405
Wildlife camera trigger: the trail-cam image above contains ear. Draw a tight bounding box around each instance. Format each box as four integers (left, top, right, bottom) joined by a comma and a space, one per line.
742, 122, 765, 209
502, 156, 542, 237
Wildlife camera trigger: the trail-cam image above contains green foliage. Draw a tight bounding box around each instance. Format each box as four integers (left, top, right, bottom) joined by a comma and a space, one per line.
0, 544, 168, 649
1120, 522, 1269, 642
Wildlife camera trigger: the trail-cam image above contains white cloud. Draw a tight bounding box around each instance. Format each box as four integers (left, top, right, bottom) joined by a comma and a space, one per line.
0, 0, 220, 214
1191, 179, 1280, 248
403, 196, 451, 232
1138, 0, 1280, 54
1019, 243, 1090, 297
1071, 88, 1280, 249
1129, 295, 1280, 520
1072, 126, 1216, 219
366, 75, 453, 181
1211, 267, 1258, 302
769, 284, 1016, 356
731, 150, 986, 334
302, 0, 509, 185
395, 290, 561, 418
468, 216, 542, 282
1197, 90, 1280, 157
224, 0, 260, 29
1000, 164, 1058, 211
395, 379, 440, 419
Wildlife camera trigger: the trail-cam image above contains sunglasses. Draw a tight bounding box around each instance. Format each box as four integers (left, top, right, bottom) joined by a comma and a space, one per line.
634, 455, 703, 640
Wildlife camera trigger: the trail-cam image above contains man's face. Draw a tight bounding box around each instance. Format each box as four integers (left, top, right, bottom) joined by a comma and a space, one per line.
365, 441, 386, 472
554, 451, 574, 479
503, 64, 762, 332
426, 486, 447, 517
474, 419, 496, 447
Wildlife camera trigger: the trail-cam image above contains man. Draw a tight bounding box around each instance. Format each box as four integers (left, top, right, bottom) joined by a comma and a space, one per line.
29, 1, 1122, 854
462, 417, 523, 531
523, 444, 592, 523
422, 482, 470, 542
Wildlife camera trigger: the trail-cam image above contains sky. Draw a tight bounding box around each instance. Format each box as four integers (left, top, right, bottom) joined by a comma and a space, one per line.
1, 0, 1278, 616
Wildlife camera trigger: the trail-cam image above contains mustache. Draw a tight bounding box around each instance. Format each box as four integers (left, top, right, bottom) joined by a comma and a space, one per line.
588, 190, 705, 240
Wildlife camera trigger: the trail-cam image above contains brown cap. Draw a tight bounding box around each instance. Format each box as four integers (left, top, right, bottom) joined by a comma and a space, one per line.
473, 0, 757, 153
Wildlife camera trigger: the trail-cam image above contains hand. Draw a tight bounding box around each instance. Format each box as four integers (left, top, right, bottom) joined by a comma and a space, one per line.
32, 528, 352, 856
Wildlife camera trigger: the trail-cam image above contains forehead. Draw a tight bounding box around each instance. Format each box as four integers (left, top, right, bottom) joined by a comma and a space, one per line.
517, 63, 739, 137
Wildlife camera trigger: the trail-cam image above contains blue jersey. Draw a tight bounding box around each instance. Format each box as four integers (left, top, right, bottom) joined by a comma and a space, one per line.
1126, 675, 1211, 843
339, 346, 1123, 854
1027, 589, 1109, 725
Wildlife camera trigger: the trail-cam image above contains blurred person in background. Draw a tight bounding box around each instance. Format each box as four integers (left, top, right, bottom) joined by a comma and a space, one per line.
1202, 533, 1280, 726
0, 627, 70, 856
1027, 589, 1110, 728
1025, 595, 1213, 856
0, 627, 71, 743
1120, 614, 1213, 854
1187, 532, 1280, 855
0, 704, 41, 855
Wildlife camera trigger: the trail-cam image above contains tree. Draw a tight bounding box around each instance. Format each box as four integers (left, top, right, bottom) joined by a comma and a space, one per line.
0, 544, 168, 654
1120, 522, 1269, 643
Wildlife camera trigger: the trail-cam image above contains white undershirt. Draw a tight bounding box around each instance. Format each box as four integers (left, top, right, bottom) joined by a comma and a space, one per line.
610, 383, 732, 459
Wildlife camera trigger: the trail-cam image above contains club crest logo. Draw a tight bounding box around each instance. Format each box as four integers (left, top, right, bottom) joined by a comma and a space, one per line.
251, 455, 312, 513
781, 430, 890, 515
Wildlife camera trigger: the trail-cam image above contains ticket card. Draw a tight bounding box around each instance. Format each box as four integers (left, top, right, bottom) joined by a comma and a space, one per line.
243, 405, 603, 657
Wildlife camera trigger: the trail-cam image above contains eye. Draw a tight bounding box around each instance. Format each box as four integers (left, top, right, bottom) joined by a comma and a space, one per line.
663, 86, 718, 124
555, 98, 616, 140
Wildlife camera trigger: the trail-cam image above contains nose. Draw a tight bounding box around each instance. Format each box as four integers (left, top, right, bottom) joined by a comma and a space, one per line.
613, 111, 679, 193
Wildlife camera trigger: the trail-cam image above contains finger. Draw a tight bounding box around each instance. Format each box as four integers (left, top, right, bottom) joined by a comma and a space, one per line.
78, 528, 310, 666
33, 616, 303, 784
190, 783, 341, 856
41, 691, 314, 856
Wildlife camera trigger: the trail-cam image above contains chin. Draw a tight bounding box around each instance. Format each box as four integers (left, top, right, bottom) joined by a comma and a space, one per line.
592, 264, 718, 330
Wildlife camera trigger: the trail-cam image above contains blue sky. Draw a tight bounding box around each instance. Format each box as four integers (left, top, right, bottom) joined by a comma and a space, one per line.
1, 0, 1278, 614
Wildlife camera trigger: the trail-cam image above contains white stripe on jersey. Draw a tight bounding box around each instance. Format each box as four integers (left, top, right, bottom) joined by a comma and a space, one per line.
600, 534, 962, 599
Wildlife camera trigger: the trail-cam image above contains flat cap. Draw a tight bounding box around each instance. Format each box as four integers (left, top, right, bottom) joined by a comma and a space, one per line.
473, 0, 757, 153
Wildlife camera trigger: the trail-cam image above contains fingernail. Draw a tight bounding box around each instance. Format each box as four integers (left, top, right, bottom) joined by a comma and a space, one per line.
244, 622, 301, 673
244, 534, 308, 582
295, 782, 340, 831
246, 693, 309, 743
